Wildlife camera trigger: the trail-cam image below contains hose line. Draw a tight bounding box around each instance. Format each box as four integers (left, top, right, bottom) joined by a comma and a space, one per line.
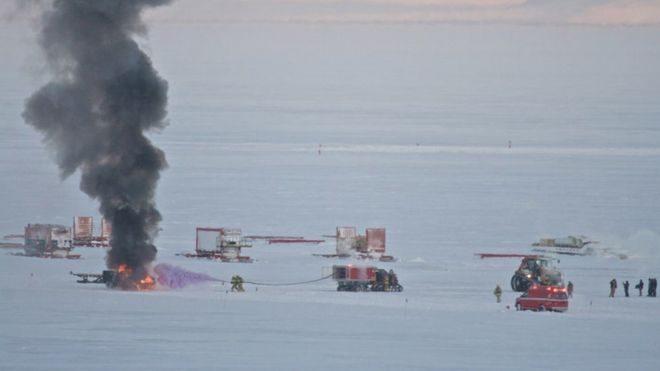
242, 274, 333, 286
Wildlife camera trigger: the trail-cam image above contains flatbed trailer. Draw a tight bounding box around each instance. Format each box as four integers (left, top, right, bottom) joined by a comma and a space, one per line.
11, 252, 81, 259
244, 235, 304, 241
70, 271, 105, 283
268, 239, 325, 244
475, 253, 538, 259
177, 252, 253, 263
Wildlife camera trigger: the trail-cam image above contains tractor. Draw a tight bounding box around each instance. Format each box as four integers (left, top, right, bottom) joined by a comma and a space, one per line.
510, 256, 562, 292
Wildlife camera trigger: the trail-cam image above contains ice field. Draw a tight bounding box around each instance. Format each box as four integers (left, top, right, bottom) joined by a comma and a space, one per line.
1, 21, 660, 370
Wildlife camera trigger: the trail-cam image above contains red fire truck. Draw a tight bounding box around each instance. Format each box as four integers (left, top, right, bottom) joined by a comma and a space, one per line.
515, 284, 569, 312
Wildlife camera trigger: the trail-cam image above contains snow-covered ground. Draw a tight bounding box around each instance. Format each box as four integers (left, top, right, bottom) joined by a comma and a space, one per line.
1, 22, 660, 370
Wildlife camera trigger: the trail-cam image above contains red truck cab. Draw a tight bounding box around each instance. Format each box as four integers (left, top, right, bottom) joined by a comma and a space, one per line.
515, 284, 568, 312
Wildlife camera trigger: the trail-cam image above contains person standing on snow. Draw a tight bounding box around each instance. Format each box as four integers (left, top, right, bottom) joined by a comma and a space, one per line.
230, 275, 238, 292
623, 280, 630, 297
494, 285, 502, 303
635, 279, 644, 296
609, 278, 617, 297
649, 278, 657, 297
231, 275, 244, 292
567, 281, 574, 298
388, 269, 399, 291
237, 275, 245, 292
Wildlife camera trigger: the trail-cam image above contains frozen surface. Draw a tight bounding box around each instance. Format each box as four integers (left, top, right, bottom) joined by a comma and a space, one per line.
1, 22, 660, 370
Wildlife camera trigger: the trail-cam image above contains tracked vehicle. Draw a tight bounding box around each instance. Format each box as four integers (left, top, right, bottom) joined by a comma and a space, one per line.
332, 265, 402, 292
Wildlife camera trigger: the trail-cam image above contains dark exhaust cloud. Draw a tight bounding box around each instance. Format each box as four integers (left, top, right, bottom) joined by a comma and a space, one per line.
23, 0, 173, 282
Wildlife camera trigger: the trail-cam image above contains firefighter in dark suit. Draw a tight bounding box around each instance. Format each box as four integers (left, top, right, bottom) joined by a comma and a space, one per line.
231, 275, 244, 292
494, 285, 502, 303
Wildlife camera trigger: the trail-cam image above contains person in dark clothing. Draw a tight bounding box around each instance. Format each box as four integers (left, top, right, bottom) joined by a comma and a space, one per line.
494, 285, 502, 303
623, 280, 629, 297
635, 279, 644, 296
650, 278, 657, 297
609, 278, 617, 297
567, 281, 574, 298
648, 278, 654, 297
231, 275, 244, 292
389, 269, 399, 288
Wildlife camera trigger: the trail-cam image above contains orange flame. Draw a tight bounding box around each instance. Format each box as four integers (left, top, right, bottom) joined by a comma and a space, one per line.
114, 264, 156, 291
136, 274, 156, 291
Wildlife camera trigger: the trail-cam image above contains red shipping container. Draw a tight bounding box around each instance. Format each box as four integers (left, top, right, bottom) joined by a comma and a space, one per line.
347, 266, 376, 281
101, 218, 112, 238
366, 228, 386, 253
73, 216, 93, 240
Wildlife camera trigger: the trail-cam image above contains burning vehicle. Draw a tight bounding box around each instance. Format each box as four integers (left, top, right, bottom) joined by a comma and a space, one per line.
71, 264, 155, 291
23, 0, 171, 292
105, 264, 156, 290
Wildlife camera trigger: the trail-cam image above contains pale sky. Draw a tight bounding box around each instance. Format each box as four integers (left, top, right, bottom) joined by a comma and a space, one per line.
145, 0, 660, 25
3, 0, 660, 26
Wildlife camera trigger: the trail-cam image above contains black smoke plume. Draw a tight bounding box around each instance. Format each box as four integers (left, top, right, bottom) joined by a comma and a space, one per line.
23, 0, 173, 285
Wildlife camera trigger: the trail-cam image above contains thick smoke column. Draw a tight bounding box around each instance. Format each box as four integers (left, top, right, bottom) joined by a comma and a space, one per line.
23, 0, 172, 282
